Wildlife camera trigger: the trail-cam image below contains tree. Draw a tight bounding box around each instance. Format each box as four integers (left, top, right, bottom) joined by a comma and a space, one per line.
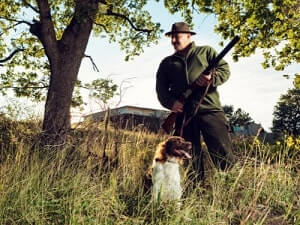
213, 0, 299, 71
165, 0, 299, 71
0, 0, 161, 145
223, 105, 234, 123
272, 88, 300, 136
293, 74, 300, 89
223, 105, 253, 127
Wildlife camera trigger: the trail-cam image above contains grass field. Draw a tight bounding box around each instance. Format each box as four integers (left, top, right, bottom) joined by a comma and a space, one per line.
0, 117, 299, 225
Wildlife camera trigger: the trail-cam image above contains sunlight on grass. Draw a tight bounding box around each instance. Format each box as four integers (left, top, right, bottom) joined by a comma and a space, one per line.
0, 117, 299, 224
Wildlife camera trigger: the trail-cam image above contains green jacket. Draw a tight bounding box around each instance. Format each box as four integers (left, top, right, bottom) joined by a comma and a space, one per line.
156, 42, 230, 113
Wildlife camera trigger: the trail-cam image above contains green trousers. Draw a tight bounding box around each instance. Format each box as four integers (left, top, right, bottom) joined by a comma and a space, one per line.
175, 111, 235, 180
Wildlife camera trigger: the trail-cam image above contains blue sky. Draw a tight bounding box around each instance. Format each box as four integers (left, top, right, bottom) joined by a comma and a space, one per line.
75, 1, 296, 131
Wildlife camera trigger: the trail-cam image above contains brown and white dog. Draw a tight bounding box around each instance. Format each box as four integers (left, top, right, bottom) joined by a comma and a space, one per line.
151, 136, 192, 202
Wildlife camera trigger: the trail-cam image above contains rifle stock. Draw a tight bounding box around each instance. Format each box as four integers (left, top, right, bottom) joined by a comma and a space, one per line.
161, 112, 178, 134
161, 36, 240, 134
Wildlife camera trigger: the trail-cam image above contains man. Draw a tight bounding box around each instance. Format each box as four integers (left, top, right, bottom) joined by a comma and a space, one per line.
156, 22, 235, 180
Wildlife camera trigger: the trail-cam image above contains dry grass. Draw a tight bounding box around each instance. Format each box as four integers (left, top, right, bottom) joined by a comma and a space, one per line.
0, 118, 299, 225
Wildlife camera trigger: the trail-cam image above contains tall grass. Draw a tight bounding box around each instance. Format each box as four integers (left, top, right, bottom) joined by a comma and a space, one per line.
0, 117, 299, 225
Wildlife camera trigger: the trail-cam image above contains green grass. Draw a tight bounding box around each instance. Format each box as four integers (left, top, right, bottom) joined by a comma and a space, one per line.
0, 118, 299, 225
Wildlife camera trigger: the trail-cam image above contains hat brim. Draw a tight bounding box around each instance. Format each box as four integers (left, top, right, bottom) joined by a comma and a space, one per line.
165, 31, 196, 36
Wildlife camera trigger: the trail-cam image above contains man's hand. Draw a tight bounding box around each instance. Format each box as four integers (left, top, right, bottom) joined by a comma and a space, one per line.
195, 69, 215, 87
171, 100, 183, 113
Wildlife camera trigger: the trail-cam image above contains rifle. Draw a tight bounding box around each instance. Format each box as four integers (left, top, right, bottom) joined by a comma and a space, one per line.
161, 36, 240, 134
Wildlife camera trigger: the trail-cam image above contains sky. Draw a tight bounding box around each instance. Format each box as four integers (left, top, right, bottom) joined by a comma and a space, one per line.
74, 1, 296, 132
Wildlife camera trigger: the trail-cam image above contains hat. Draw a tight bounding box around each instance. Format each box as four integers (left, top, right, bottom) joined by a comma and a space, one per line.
165, 22, 196, 36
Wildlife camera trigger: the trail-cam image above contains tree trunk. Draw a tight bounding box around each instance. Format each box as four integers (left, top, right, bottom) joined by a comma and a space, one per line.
42, 31, 93, 145
41, 57, 79, 145
35, 0, 99, 146
41, 27, 94, 146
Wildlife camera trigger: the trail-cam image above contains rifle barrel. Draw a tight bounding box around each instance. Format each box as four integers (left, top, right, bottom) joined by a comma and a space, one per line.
203, 36, 240, 74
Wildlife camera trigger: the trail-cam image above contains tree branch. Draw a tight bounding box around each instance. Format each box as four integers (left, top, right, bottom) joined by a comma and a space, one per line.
133, 31, 144, 40
0, 16, 32, 26
0, 48, 25, 63
35, 0, 58, 59
106, 8, 152, 34
84, 54, 100, 72
59, 0, 99, 55
191, 0, 201, 15
0, 21, 26, 36
0, 85, 49, 89
115, 77, 134, 107
93, 21, 109, 33
22, 0, 39, 13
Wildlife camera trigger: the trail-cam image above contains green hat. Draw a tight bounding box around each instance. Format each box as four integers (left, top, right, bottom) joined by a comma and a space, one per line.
165, 22, 196, 36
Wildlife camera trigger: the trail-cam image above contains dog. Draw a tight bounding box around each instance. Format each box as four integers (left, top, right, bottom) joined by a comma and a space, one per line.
151, 136, 192, 202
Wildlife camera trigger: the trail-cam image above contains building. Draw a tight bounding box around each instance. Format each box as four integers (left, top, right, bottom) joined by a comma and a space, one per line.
84, 105, 169, 132
232, 122, 264, 136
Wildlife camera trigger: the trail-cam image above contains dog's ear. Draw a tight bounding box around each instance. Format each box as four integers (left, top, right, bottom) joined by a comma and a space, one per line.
165, 139, 174, 152
165, 136, 182, 149
154, 141, 168, 162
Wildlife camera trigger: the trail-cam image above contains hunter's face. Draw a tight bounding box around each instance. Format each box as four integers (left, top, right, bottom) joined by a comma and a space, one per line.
171, 33, 191, 52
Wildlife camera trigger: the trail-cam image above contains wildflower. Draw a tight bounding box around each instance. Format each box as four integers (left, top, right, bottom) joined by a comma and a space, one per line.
254, 138, 260, 145
286, 136, 294, 148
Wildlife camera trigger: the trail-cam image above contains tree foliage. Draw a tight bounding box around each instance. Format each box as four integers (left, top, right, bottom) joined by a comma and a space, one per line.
0, 0, 162, 105
85, 78, 118, 107
164, 0, 300, 71
1, 0, 298, 105
223, 105, 253, 127
0, 0, 164, 144
294, 74, 300, 89
272, 88, 300, 136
